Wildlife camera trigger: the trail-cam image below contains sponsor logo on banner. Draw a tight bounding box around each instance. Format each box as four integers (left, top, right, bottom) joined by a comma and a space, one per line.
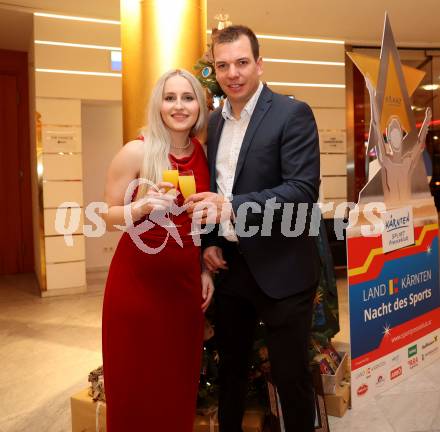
422, 336, 438, 351
391, 354, 400, 365
376, 375, 386, 387
357, 384, 369, 396
408, 345, 418, 358
355, 369, 366, 380
408, 356, 419, 369
371, 361, 386, 371
381, 207, 414, 254
422, 346, 439, 361
390, 366, 403, 380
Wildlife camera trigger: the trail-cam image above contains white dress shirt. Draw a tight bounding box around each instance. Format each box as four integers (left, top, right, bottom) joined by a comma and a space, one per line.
216, 82, 264, 241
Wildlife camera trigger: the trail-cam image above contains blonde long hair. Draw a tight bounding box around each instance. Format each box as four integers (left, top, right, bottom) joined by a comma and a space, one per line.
136, 69, 207, 199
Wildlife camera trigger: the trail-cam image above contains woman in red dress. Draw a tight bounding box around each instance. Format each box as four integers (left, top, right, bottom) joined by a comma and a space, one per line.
102, 69, 214, 432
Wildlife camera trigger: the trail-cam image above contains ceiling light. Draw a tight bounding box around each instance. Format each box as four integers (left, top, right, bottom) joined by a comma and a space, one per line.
263, 58, 344, 66
411, 105, 425, 111
267, 81, 345, 88
421, 84, 440, 91
206, 30, 344, 45
34, 12, 120, 25
35, 40, 121, 51
36, 68, 121, 77
257, 34, 344, 44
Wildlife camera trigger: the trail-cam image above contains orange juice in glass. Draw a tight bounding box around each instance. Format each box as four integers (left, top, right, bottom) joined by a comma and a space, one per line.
178, 170, 196, 199
162, 169, 179, 191
162, 168, 179, 227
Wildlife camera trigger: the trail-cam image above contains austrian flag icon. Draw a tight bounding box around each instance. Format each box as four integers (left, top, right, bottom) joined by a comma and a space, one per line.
389, 278, 399, 295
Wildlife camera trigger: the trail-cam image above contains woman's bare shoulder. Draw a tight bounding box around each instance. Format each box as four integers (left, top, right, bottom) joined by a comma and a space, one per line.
122, 139, 144, 159
108, 139, 144, 177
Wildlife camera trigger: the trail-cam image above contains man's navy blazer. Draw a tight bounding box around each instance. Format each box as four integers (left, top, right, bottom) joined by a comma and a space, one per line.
203, 84, 321, 299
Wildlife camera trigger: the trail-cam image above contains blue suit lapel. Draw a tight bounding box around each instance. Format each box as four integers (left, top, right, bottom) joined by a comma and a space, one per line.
232, 85, 272, 191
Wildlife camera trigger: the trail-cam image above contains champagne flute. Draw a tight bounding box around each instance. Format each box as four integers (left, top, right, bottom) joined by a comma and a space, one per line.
178, 170, 200, 236
162, 165, 179, 227
178, 170, 196, 200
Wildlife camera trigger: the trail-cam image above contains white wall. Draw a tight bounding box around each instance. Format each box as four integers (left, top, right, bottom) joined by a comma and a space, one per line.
33, 11, 122, 293
37, 97, 87, 295
81, 102, 123, 271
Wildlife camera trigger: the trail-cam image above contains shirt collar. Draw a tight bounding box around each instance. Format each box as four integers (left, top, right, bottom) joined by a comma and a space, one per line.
222, 81, 264, 121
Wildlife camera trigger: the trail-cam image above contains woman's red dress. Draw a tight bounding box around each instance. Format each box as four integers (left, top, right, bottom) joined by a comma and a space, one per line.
102, 139, 209, 431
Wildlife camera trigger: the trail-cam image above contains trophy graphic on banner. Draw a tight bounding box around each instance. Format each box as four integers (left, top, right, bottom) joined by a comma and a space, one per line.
346, 14, 440, 407
348, 16, 431, 209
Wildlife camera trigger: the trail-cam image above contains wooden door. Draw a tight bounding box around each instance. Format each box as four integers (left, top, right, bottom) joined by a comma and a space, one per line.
0, 49, 33, 274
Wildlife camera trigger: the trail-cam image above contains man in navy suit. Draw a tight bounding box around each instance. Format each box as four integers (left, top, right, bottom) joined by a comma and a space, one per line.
187, 25, 320, 432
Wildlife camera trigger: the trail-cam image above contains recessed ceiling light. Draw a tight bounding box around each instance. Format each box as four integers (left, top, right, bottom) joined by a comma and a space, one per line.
35, 40, 121, 51
267, 81, 345, 88
421, 84, 440, 91
206, 30, 344, 45
34, 12, 120, 25
256, 34, 344, 45
36, 68, 121, 77
263, 58, 344, 66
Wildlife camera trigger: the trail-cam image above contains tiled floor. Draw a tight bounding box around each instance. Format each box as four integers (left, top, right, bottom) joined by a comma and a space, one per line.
0, 272, 439, 431
0, 273, 103, 432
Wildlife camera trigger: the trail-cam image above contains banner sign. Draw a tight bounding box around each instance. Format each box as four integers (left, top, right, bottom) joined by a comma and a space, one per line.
348, 220, 440, 406
346, 13, 440, 407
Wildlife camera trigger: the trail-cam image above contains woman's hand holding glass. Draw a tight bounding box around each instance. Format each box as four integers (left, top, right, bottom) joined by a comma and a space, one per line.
162, 168, 181, 227
131, 182, 175, 222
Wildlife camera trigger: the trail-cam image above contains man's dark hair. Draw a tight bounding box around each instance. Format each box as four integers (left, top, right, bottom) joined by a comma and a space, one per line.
211, 25, 260, 61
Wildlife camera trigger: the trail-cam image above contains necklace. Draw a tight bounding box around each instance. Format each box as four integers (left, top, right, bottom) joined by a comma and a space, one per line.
171, 138, 191, 150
